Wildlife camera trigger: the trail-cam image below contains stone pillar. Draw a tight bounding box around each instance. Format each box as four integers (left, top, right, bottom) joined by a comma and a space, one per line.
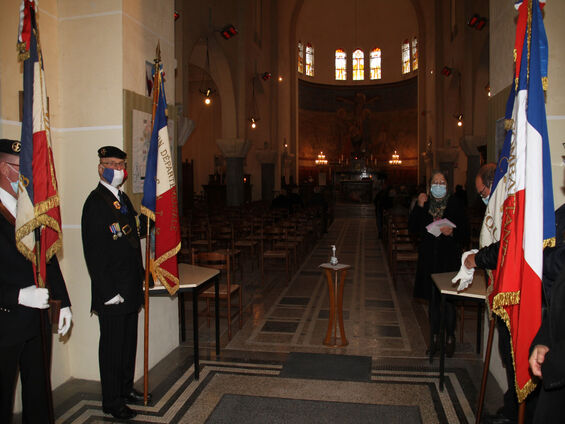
216, 138, 251, 207
256, 150, 278, 202
460, 135, 487, 205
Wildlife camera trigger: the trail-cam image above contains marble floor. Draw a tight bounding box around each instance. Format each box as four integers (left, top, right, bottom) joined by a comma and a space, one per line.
47, 203, 505, 423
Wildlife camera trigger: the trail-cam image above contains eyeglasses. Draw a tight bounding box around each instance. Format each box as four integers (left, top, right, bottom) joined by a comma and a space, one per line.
431, 181, 447, 186
478, 185, 489, 198
100, 160, 126, 169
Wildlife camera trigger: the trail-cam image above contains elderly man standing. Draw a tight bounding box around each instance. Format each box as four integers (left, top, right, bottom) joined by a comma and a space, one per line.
0, 139, 72, 423
81, 146, 151, 420
455, 163, 521, 424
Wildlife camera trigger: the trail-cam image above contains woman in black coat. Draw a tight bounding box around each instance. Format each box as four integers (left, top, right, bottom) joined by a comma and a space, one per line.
409, 171, 469, 356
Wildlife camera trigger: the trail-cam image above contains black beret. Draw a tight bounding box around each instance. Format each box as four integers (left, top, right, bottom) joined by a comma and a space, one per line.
98, 146, 126, 159
0, 139, 21, 156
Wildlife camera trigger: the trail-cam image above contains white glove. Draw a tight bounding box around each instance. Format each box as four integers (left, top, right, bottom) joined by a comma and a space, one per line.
58, 306, 72, 336
18, 285, 49, 309
451, 249, 479, 292
104, 294, 125, 305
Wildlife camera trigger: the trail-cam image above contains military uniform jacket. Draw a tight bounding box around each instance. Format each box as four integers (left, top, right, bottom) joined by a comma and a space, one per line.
81, 183, 144, 315
0, 201, 71, 346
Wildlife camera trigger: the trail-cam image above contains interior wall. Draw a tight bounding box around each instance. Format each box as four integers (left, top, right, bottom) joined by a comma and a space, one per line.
295, 0, 419, 85
0, 1, 179, 410
298, 79, 418, 185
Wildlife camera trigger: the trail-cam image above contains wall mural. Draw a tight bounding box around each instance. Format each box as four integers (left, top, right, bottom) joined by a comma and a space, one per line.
298, 77, 418, 167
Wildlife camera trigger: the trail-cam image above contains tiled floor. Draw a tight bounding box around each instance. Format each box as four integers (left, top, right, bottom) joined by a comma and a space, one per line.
47, 203, 506, 423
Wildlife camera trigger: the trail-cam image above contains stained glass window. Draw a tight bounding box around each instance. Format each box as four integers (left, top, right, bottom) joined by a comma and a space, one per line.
352, 49, 364, 80
335, 49, 347, 80
401, 39, 410, 74
305, 43, 314, 76
370, 48, 381, 80
297, 41, 304, 74
411, 37, 418, 71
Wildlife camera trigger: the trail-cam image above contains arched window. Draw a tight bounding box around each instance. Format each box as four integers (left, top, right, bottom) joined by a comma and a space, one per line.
370, 48, 381, 80
411, 37, 418, 71
401, 39, 410, 74
335, 49, 347, 80
297, 41, 304, 74
305, 43, 314, 77
352, 49, 364, 80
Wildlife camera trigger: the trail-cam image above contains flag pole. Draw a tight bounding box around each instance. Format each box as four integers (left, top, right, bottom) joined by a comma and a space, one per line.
143, 41, 161, 407
475, 316, 495, 424
33, 227, 55, 424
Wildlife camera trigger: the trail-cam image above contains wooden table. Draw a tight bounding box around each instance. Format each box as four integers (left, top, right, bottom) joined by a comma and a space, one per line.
150, 263, 220, 380
431, 270, 487, 390
319, 263, 351, 347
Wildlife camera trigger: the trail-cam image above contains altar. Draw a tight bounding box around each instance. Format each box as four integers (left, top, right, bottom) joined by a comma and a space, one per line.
339, 180, 373, 203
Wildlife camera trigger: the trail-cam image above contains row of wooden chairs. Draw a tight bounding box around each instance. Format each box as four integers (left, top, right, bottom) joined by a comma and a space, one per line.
382, 211, 418, 286
182, 206, 324, 340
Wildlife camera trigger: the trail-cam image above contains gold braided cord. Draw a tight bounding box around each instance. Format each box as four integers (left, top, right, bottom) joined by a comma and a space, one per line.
140, 205, 156, 222
153, 242, 181, 268
34, 194, 60, 217
15, 214, 63, 262
544, 236, 555, 249
541, 76, 548, 91
154, 267, 180, 296
153, 242, 181, 296
492, 288, 538, 403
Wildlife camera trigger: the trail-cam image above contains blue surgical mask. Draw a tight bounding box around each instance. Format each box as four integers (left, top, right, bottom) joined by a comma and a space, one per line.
430, 184, 447, 198
482, 196, 489, 206
10, 181, 19, 194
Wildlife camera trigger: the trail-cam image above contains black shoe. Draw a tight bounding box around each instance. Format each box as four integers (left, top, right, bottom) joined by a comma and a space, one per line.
446, 335, 456, 358
124, 388, 152, 404
103, 404, 137, 420
482, 412, 516, 424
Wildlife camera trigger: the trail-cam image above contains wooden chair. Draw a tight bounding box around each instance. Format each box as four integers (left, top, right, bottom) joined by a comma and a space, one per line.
192, 249, 242, 340
260, 228, 290, 285
190, 223, 216, 252
231, 223, 259, 271
389, 224, 418, 285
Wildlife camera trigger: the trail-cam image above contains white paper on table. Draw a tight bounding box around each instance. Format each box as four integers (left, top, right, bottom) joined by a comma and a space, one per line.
425, 218, 456, 237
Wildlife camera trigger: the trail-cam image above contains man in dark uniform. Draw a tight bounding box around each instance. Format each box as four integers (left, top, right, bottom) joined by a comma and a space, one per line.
81, 146, 151, 420
0, 139, 72, 423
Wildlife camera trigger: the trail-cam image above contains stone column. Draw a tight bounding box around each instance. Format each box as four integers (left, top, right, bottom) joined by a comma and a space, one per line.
460, 135, 486, 205
216, 138, 251, 207
256, 150, 278, 202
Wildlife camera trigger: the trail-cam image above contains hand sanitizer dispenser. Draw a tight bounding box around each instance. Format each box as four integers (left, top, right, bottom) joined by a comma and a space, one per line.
330, 245, 338, 266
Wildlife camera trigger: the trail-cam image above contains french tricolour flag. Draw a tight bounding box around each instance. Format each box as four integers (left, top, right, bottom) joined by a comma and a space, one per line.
486, 0, 554, 403
141, 65, 180, 295
16, 0, 63, 287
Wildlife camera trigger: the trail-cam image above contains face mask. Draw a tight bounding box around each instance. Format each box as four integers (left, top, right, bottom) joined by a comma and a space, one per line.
5, 163, 19, 195
482, 196, 489, 206
430, 184, 447, 199
102, 167, 126, 187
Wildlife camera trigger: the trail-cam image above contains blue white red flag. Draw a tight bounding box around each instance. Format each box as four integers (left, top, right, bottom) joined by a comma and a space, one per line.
15, 0, 63, 287
141, 64, 180, 295
484, 0, 554, 402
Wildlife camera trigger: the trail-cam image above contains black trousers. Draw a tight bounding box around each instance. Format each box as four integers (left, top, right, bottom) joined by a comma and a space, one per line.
98, 311, 138, 410
0, 333, 51, 423
429, 284, 456, 338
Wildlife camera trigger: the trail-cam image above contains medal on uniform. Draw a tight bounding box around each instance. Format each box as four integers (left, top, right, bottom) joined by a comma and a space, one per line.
109, 222, 122, 240
113, 200, 121, 210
